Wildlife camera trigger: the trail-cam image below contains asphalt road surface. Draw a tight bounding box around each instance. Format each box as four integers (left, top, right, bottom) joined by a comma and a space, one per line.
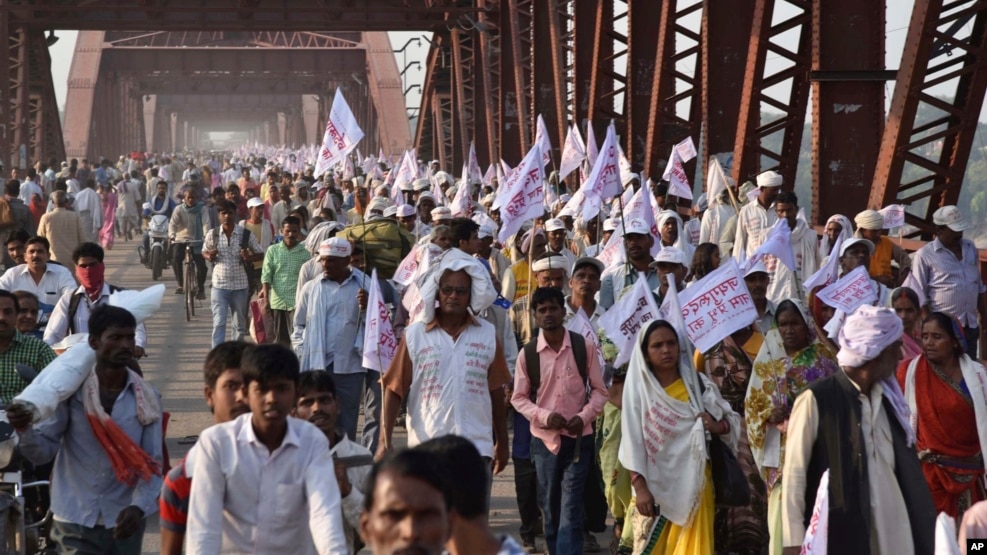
96, 240, 606, 554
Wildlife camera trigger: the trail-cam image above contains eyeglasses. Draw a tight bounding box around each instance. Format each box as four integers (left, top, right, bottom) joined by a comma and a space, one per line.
439, 286, 469, 297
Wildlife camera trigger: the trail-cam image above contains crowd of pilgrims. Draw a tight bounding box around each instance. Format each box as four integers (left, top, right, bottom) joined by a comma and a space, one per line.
4, 150, 986, 555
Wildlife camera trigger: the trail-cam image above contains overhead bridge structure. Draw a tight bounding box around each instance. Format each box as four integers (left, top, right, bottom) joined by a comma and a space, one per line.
1, 0, 986, 237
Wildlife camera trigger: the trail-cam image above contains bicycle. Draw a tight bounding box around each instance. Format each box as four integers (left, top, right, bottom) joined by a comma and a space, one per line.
173, 240, 203, 322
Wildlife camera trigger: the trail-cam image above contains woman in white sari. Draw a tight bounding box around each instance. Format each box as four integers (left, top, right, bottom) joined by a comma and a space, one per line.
619, 320, 740, 555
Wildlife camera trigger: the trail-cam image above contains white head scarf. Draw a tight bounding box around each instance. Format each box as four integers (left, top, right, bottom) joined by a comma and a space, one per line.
818, 214, 853, 260
837, 305, 903, 368
656, 210, 695, 259
418, 249, 497, 322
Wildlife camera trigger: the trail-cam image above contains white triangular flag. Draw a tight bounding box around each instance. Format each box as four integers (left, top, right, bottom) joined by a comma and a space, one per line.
362, 269, 399, 372
558, 125, 587, 182
314, 89, 364, 178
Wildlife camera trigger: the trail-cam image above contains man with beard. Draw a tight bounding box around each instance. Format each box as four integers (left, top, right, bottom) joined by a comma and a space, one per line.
159, 342, 251, 555
4, 229, 29, 269
293, 371, 372, 555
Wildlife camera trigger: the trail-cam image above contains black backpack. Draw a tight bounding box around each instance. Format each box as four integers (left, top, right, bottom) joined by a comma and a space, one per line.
210, 226, 254, 274
67, 285, 122, 334
521, 330, 588, 401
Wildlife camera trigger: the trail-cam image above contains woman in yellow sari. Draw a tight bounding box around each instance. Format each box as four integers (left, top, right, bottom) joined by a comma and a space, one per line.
744, 299, 839, 554
620, 320, 740, 555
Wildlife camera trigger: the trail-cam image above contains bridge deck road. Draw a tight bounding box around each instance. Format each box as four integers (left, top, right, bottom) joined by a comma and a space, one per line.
94, 242, 578, 554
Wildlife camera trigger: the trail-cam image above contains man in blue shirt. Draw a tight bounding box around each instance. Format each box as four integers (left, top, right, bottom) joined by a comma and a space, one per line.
7, 305, 163, 555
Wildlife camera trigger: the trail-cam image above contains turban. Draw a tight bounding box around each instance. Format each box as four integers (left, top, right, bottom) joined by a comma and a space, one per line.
756, 170, 783, 187
531, 253, 568, 275
520, 228, 545, 255
418, 249, 497, 322
304, 221, 344, 254
837, 305, 903, 367
854, 209, 884, 231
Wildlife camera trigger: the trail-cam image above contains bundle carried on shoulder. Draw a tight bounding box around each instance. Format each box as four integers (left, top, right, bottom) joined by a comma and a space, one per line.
337, 219, 414, 279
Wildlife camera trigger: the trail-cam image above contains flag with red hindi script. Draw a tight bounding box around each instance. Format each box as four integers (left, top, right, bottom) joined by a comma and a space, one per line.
494, 145, 545, 244
622, 186, 662, 257
314, 89, 364, 178
559, 125, 586, 182
579, 123, 623, 221
600, 273, 661, 368
362, 269, 399, 373
803, 235, 844, 292
815, 266, 878, 314
801, 470, 830, 554
534, 114, 553, 167
677, 259, 758, 353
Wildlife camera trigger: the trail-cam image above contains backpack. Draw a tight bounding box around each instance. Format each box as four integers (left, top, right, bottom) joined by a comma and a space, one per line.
0, 197, 14, 229
68, 285, 122, 334
337, 219, 414, 280
522, 330, 587, 402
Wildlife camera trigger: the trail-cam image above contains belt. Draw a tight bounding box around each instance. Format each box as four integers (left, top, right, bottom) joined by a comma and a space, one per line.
918, 449, 984, 471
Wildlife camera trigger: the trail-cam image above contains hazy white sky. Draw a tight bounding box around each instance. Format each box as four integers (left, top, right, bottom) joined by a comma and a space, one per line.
47, 2, 975, 121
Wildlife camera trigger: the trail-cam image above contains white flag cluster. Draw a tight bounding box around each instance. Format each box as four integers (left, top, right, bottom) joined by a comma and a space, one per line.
662, 137, 697, 200
362, 269, 398, 372
493, 145, 545, 244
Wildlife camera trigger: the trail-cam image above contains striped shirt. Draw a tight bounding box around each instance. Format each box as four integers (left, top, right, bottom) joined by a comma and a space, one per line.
203, 225, 264, 291
909, 237, 986, 327
0, 331, 56, 403
159, 449, 195, 533
261, 241, 311, 311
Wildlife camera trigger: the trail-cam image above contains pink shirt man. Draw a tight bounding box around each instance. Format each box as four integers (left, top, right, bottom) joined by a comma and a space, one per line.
511, 331, 607, 454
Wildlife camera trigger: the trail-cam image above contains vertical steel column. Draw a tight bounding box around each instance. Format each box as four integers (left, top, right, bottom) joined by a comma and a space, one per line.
811, 0, 886, 223
450, 29, 473, 170
0, 4, 9, 169
869, 0, 987, 236
586, 1, 623, 141
701, 0, 756, 173
571, 0, 602, 135
731, 0, 812, 188
626, 0, 662, 173
531, 0, 569, 159
10, 25, 28, 169
473, 0, 499, 168
505, 0, 532, 161
646, 0, 704, 183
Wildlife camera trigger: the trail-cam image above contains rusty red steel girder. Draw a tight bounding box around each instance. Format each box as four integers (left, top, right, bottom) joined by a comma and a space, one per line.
531, 0, 569, 165
810, 0, 887, 224
731, 0, 812, 190
700, 0, 755, 175
870, 0, 987, 238
645, 0, 703, 183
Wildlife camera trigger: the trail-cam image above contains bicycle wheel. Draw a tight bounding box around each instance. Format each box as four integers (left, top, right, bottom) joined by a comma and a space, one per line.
185, 256, 194, 322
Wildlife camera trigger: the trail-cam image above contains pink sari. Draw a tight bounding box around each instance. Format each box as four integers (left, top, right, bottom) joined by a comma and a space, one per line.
99, 189, 117, 249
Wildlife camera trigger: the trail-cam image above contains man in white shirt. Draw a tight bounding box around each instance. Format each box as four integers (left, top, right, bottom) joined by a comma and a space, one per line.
293, 371, 372, 555
732, 170, 781, 261
73, 179, 103, 243
18, 168, 43, 209
544, 218, 577, 273
186, 343, 347, 555
0, 236, 77, 308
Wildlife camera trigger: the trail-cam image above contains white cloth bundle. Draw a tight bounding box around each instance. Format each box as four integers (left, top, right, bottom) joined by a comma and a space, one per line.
15, 284, 165, 422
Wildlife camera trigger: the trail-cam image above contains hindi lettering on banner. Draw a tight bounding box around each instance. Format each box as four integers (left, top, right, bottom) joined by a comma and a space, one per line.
879, 204, 905, 229
579, 123, 624, 221
662, 151, 693, 200
393, 244, 421, 287
596, 231, 626, 270
314, 89, 364, 178
815, 266, 877, 314
801, 470, 830, 554
362, 269, 399, 372
676, 259, 758, 353
494, 145, 545, 244
535, 114, 553, 167
599, 274, 661, 368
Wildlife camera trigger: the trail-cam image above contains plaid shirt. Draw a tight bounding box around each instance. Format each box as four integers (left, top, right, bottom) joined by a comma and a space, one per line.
0, 330, 56, 403
204, 225, 264, 291
261, 241, 311, 310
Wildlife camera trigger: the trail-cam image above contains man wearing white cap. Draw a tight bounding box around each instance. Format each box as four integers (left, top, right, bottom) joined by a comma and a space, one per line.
261, 215, 308, 346
599, 218, 660, 310
651, 246, 689, 299
732, 170, 782, 261
766, 191, 819, 304
511, 251, 570, 345
396, 204, 417, 233
781, 305, 935, 555
545, 218, 577, 273
415, 192, 436, 237
431, 206, 452, 227
838, 237, 891, 306
292, 237, 370, 441
906, 205, 987, 358
854, 209, 911, 287
743, 261, 776, 335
